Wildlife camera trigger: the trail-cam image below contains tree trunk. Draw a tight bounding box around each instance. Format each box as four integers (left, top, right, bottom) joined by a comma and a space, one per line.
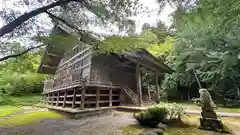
0, 0, 78, 37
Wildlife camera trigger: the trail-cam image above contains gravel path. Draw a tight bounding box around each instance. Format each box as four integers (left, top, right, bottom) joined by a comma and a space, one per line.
0, 111, 136, 135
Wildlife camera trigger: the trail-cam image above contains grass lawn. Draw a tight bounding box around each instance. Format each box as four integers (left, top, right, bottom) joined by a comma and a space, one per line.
0, 95, 65, 128
0, 110, 64, 127
0, 106, 23, 117
179, 103, 240, 113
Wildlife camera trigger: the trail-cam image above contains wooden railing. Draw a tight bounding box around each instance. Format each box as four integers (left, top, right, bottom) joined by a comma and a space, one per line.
43, 79, 87, 93
121, 85, 138, 103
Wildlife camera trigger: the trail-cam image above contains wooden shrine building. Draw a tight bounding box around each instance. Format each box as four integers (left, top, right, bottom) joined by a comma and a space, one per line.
37, 24, 173, 110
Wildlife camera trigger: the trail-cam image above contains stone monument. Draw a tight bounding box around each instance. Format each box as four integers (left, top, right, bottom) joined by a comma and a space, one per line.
199, 88, 223, 131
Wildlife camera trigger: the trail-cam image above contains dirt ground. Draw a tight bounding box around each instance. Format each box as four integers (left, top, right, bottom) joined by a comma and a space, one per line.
0, 111, 136, 135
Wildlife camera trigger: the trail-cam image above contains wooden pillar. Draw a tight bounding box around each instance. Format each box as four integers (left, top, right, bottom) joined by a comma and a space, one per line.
51, 93, 54, 106
72, 88, 76, 108
47, 93, 50, 105
81, 88, 85, 109
63, 90, 67, 108
42, 94, 44, 104
56, 91, 60, 106
109, 88, 112, 107
136, 63, 143, 106
156, 74, 160, 103
96, 89, 100, 108
41, 94, 44, 104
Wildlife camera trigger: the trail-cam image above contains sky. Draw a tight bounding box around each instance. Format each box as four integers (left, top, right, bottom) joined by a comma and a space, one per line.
132, 0, 175, 33
0, 0, 175, 40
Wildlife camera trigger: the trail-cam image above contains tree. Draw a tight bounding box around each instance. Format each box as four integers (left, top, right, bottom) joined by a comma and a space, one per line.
0, 0, 144, 62
160, 0, 240, 104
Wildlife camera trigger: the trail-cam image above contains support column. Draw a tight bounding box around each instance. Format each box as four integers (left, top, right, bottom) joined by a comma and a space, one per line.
96, 89, 100, 108
81, 88, 85, 109
51, 93, 53, 106
72, 88, 76, 108
109, 88, 112, 107
136, 63, 143, 106
156, 74, 160, 103
56, 91, 60, 106
63, 90, 67, 108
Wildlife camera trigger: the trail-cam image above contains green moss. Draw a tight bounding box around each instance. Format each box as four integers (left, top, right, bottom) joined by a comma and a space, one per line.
0, 111, 64, 127
164, 127, 230, 135
0, 106, 23, 117
121, 125, 143, 135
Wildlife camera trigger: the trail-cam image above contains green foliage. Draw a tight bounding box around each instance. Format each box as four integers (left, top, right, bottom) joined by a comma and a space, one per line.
157, 103, 186, 120
98, 30, 158, 53
0, 42, 47, 97
158, 0, 240, 105
0, 95, 41, 106
0, 72, 46, 96
134, 103, 185, 127
148, 37, 174, 61
134, 106, 168, 127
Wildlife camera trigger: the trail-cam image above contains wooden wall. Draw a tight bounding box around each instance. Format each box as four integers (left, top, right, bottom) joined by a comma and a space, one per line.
54, 45, 92, 87
90, 54, 137, 91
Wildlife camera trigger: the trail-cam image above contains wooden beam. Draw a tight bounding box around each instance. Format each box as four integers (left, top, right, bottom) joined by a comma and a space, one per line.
96, 89, 100, 108
81, 88, 85, 109
126, 56, 158, 72
42, 65, 57, 69
56, 92, 60, 106
47, 52, 63, 58
109, 88, 112, 107
156, 75, 160, 103
63, 90, 67, 108
72, 88, 76, 108
47, 94, 50, 105
143, 55, 172, 73
136, 63, 143, 106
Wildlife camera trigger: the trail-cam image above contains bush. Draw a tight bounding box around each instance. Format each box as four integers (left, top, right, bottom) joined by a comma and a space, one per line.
0, 73, 47, 96
157, 103, 186, 120
134, 106, 168, 127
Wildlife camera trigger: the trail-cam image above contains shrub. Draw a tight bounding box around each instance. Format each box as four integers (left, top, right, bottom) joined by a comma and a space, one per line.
0, 73, 47, 96
134, 106, 168, 127
157, 103, 186, 120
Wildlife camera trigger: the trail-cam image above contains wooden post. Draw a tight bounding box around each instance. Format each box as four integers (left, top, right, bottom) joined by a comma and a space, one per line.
51, 93, 54, 106
56, 91, 60, 106
63, 90, 67, 108
147, 85, 151, 101
47, 93, 50, 105
96, 89, 100, 108
156, 74, 160, 103
41, 94, 44, 104
81, 88, 85, 109
72, 88, 76, 108
136, 63, 143, 106
42, 94, 45, 104
109, 88, 112, 107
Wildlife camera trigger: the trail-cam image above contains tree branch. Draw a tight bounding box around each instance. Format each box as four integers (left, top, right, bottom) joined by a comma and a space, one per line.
45, 10, 99, 45
0, 44, 45, 62
0, 0, 79, 37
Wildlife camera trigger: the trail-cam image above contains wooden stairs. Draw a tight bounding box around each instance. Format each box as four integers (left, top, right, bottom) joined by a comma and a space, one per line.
121, 85, 138, 104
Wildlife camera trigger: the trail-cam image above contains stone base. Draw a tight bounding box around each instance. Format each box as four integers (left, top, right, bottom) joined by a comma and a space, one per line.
199, 117, 223, 131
